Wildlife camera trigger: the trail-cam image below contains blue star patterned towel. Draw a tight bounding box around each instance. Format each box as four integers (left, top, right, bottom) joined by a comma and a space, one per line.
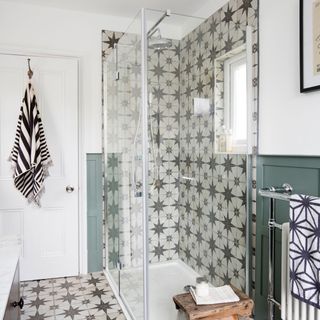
289, 194, 320, 309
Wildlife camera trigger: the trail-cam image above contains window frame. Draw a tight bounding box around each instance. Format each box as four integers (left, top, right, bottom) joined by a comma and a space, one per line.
223, 51, 247, 153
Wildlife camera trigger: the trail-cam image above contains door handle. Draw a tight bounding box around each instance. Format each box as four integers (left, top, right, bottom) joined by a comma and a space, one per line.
66, 185, 75, 193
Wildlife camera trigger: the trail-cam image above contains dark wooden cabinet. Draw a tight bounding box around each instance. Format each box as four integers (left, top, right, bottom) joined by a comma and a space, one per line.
4, 262, 22, 320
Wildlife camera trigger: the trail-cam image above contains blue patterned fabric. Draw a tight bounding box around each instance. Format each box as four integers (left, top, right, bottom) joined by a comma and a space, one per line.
289, 194, 320, 309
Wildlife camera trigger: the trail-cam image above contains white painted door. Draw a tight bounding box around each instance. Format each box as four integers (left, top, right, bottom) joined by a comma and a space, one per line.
0, 54, 79, 281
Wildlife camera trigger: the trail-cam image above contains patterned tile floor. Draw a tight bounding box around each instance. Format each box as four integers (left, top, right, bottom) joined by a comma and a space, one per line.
21, 272, 126, 320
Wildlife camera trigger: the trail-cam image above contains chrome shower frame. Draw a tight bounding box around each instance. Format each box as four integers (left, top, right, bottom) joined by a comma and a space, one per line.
141, 8, 150, 320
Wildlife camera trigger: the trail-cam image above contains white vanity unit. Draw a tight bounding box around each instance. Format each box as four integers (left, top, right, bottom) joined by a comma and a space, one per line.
0, 240, 23, 320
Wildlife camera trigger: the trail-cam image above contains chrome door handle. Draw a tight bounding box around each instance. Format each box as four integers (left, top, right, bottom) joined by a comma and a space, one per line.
66, 185, 75, 193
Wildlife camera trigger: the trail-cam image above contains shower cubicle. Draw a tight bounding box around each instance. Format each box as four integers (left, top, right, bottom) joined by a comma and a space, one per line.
103, 3, 258, 320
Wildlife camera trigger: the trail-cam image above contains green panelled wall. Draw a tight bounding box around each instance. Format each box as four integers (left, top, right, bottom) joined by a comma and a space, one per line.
255, 156, 320, 319
87, 154, 103, 272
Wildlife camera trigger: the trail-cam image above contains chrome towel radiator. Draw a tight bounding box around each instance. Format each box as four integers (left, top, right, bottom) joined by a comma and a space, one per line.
259, 183, 293, 320
281, 223, 320, 320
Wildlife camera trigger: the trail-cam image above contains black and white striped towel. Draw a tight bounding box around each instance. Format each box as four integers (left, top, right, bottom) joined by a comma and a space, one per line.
290, 194, 320, 309
9, 82, 52, 205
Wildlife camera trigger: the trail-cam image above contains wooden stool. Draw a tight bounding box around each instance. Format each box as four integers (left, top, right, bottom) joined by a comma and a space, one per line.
173, 286, 254, 320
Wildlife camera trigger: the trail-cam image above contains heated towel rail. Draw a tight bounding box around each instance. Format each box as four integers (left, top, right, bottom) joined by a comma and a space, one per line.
281, 223, 320, 320
258, 183, 293, 320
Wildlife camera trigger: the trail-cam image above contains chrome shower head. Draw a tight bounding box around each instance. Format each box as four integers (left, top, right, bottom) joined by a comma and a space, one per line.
148, 28, 172, 50
149, 37, 172, 50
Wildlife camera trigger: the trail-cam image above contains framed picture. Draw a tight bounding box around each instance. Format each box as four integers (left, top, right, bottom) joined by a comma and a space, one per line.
300, 0, 320, 92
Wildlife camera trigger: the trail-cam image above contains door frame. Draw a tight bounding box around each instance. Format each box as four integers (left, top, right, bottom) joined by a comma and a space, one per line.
0, 46, 88, 275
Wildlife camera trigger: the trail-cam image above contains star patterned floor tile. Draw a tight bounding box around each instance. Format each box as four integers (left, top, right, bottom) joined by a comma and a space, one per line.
21, 273, 126, 320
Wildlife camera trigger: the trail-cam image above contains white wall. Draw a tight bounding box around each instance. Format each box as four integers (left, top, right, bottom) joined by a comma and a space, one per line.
194, 0, 229, 18
0, 0, 133, 273
0, 1, 131, 153
259, 0, 320, 156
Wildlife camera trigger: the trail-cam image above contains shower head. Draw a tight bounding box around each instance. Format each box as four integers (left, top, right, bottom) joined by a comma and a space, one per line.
148, 28, 172, 50
149, 37, 172, 50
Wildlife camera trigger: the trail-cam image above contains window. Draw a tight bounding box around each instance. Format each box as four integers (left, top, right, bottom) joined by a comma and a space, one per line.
224, 52, 247, 152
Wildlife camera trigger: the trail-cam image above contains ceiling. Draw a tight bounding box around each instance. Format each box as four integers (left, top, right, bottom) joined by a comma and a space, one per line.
4, 0, 212, 18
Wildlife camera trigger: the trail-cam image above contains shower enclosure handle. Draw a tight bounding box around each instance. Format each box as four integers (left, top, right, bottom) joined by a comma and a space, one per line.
134, 181, 143, 197
116, 260, 123, 271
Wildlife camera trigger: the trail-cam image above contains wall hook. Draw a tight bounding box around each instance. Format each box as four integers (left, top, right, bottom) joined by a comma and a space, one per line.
27, 58, 33, 80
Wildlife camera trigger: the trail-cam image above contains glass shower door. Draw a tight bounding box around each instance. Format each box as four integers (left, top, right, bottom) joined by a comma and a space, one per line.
105, 10, 148, 320
118, 15, 145, 320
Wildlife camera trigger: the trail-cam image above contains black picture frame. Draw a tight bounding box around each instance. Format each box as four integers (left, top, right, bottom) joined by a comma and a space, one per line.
300, 0, 320, 93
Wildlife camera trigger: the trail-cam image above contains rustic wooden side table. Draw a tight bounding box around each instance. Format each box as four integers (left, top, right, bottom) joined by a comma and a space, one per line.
173, 286, 254, 320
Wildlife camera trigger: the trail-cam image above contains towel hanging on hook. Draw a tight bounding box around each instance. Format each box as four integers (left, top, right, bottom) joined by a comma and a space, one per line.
27, 58, 33, 80
8, 80, 53, 205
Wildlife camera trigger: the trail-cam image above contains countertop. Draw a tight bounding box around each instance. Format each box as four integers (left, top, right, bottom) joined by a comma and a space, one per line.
0, 237, 21, 320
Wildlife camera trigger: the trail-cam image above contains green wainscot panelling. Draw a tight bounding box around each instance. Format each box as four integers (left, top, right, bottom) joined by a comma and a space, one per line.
87, 154, 103, 273
255, 156, 320, 319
